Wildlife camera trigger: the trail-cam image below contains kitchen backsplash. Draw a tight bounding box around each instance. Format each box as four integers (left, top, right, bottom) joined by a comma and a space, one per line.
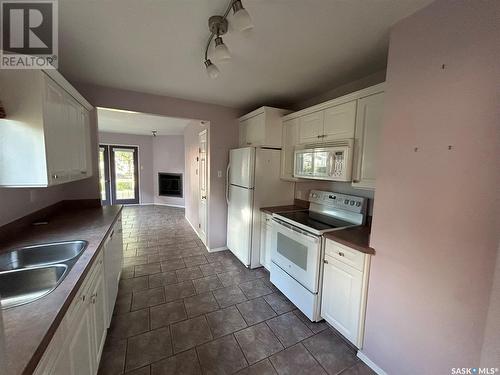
294, 181, 375, 216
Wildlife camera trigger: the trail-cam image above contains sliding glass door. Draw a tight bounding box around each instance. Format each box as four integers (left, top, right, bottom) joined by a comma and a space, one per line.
99, 145, 139, 205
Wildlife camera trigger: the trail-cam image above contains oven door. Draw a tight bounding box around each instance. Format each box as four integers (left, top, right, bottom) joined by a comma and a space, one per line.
271, 219, 322, 293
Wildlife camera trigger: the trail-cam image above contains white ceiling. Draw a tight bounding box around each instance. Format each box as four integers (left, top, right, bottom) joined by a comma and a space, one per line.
97, 108, 193, 136
59, 0, 433, 109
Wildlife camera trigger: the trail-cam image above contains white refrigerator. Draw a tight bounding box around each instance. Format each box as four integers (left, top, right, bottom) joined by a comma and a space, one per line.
226, 147, 295, 268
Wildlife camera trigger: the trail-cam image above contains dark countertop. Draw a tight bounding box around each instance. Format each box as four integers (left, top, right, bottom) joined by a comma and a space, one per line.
1, 204, 122, 375
260, 205, 308, 214
324, 226, 375, 255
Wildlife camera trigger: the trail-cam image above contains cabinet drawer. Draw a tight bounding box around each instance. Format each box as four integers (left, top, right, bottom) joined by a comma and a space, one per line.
325, 239, 365, 271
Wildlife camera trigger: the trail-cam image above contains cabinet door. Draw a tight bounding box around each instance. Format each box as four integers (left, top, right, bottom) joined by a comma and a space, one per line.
321, 256, 362, 345
44, 77, 70, 184
89, 262, 107, 366
323, 101, 356, 141
240, 114, 265, 146
352, 92, 384, 190
64, 94, 82, 179
68, 306, 94, 375
298, 111, 324, 144
264, 224, 272, 270
280, 119, 299, 180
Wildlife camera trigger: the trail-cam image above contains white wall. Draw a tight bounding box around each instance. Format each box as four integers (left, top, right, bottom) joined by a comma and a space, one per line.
153, 135, 185, 207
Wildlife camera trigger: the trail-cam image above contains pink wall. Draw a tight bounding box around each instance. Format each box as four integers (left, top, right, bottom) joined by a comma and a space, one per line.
0, 109, 100, 227
362, 1, 500, 373
76, 83, 239, 250
153, 135, 185, 207
98, 132, 155, 204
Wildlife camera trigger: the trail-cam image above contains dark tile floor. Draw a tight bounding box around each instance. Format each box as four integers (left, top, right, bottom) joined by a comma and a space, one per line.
98, 205, 375, 375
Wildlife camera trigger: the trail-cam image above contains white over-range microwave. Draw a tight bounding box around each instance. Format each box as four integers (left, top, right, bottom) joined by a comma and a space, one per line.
294, 140, 353, 181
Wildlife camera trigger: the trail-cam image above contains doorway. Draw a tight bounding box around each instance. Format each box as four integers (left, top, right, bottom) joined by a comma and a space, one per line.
99, 144, 140, 205
198, 130, 208, 246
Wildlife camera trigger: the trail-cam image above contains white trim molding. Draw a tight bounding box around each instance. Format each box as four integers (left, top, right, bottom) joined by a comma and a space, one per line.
208, 246, 228, 253
357, 351, 387, 375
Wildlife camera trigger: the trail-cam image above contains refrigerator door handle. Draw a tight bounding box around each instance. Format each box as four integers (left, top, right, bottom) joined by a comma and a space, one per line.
226, 163, 230, 204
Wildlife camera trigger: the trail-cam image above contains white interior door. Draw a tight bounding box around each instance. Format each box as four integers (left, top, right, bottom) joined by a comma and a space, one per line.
226, 184, 254, 266
229, 147, 255, 188
198, 130, 208, 246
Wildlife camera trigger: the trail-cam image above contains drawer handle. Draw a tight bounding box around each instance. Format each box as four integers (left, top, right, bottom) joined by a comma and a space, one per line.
91, 293, 97, 304
82, 294, 86, 302
338, 252, 345, 257
323, 259, 329, 264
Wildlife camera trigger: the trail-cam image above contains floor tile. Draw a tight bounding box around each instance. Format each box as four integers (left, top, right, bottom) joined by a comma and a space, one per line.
340, 362, 376, 375
113, 293, 132, 316
213, 285, 247, 308
119, 276, 149, 296
266, 311, 313, 347
148, 271, 178, 288
171, 315, 212, 353
206, 306, 247, 338
125, 365, 150, 375
235, 359, 277, 375
234, 322, 284, 364
176, 266, 204, 281
302, 330, 358, 374
151, 349, 202, 375
97, 339, 126, 374
269, 343, 326, 375
160, 258, 186, 272
108, 309, 149, 340
239, 279, 273, 299
131, 287, 165, 311
184, 292, 219, 317
150, 300, 187, 330
196, 335, 248, 374
164, 281, 196, 302
292, 309, 329, 334
237, 297, 277, 325
125, 327, 173, 371
263, 293, 296, 314
183, 255, 208, 267
135, 263, 161, 277
193, 275, 223, 294
123, 255, 149, 267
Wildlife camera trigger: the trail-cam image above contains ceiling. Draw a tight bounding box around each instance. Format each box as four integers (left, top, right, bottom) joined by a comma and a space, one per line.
97, 108, 193, 136
59, 0, 433, 109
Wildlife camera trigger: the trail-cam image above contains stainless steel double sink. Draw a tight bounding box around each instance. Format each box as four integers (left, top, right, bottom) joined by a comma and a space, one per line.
0, 241, 88, 309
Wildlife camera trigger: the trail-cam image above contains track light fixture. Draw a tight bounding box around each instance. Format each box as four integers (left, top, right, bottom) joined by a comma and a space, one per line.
203, 0, 253, 79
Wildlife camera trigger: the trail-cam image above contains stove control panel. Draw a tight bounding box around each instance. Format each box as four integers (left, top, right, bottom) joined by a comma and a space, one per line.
309, 190, 366, 214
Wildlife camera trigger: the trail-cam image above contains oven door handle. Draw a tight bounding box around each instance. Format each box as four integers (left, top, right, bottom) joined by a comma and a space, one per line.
272, 218, 320, 242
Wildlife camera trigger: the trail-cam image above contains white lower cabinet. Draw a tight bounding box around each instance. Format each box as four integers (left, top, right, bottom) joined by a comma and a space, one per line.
34, 215, 123, 375
259, 213, 273, 270
321, 239, 370, 348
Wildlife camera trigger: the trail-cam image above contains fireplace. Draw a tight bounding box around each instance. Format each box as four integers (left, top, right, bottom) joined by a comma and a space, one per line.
158, 173, 183, 197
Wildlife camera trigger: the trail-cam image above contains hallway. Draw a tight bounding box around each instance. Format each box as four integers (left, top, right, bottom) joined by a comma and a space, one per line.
98, 206, 373, 374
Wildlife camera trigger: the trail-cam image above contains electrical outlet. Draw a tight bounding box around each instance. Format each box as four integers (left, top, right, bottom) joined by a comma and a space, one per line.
217, 170, 222, 178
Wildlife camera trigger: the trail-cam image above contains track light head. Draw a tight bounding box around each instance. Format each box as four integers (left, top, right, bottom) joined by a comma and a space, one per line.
204, 59, 220, 79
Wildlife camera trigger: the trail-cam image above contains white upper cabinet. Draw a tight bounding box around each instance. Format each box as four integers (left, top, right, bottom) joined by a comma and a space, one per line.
323, 101, 357, 141
298, 111, 324, 144
239, 107, 291, 148
280, 118, 300, 181
352, 92, 385, 190
0, 70, 93, 187
297, 101, 356, 145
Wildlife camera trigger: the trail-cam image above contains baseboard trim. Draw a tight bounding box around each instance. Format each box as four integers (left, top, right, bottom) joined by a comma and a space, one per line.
357, 351, 387, 375
208, 246, 228, 253
140, 203, 185, 208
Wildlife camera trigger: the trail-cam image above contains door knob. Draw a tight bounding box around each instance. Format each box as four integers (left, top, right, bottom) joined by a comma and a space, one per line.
202, 195, 207, 199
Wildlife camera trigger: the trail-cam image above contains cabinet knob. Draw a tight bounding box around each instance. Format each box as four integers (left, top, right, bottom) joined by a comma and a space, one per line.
323, 259, 329, 264
338, 252, 345, 257
52, 174, 58, 179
